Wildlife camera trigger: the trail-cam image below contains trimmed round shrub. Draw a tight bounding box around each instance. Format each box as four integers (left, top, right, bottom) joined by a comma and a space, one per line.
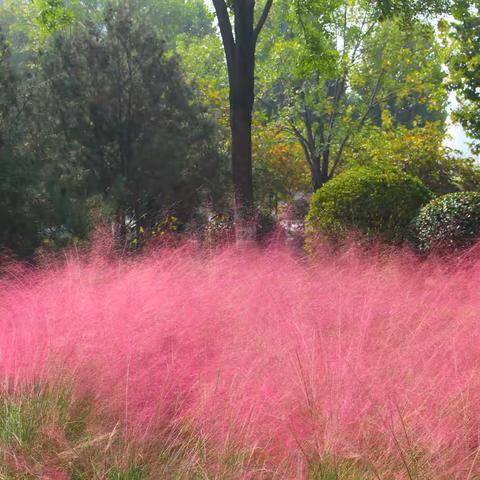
305, 166, 433, 246
410, 191, 480, 253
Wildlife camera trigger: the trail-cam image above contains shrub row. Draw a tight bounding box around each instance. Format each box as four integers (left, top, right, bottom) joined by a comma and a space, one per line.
305, 166, 480, 254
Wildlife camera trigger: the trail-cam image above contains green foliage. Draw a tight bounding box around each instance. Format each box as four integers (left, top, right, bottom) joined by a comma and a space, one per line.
0, 0, 227, 256
32, 0, 75, 36
356, 21, 447, 128
447, 0, 480, 153
257, 0, 448, 191
0, 0, 470, 255
410, 191, 480, 253
42, 1, 224, 231
0, 26, 45, 255
107, 465, 145, 480
347, 120, 480, 195
373, 0, 450, 20
305, 166, 432, 246
290, 0, 344, 76
147, 0, 214, 43
176, 32, 230, 147
0, 27, 16, 140
252, 123, 310, 211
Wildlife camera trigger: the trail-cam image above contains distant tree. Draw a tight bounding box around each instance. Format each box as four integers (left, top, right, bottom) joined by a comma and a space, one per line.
347, 119, 480, 195
4, 0, 214, 45
447, 0, 480, 153
66, 0, 215, 46
258, 0, 448, 191
40, 2, 224, 235
0, 0, 230, 256
140, 0, 215, 44
32, 0, 74, 36
373, 0, 450, 19
0, 26, 45, 255
0, 27, 15, 150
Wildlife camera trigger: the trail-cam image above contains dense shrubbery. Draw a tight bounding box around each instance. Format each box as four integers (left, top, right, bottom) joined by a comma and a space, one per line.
305, 166, 432, 246
0, 3, 227, 258
410, 191, 480, 253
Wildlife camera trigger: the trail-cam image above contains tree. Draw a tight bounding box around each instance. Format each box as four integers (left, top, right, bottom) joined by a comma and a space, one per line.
0, 0, 228, 256
140, 0, 215, 45
447, 0, 480, 153
0, 23, 60, 256
0, 26, 31, 254
40, 2, 224, 236
212, 0, 274, 241
32, 0, 74, 36
0, 27, 16, 150
66, 0, 215, 47
1, 0, 216, 62
252, 122, 310, 211
257, 0, 447, 191
374, 0, 450, 19
346, 119, 480, 195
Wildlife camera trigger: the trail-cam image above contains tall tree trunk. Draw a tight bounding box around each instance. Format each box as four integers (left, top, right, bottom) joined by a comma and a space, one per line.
213, 0, 274, 243
231, 104, 255, 239
230, 4, 255, 241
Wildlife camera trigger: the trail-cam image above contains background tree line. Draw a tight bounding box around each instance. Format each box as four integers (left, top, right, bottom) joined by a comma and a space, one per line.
0, 0, 479, 255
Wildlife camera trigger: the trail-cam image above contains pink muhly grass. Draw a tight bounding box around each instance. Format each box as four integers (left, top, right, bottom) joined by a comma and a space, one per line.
1, 241, 480, 478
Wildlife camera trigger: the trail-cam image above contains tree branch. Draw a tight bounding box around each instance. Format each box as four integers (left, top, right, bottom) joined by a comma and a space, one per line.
329, 69, 385, 178
254, 0, 274, 43
300, 91, 316, 154
285, 121, 313, 168
212, 0, 236, 83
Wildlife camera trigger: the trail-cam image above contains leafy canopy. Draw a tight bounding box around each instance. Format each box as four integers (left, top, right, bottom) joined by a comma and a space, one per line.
446, 0, 480, 152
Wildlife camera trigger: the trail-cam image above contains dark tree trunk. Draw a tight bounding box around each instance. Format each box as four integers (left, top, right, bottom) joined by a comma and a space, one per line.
231, 104, 255, 238
311, 161, 323, 192
213, 0, 273, 242
311, 153, 330, 192
230, 2, 256, 240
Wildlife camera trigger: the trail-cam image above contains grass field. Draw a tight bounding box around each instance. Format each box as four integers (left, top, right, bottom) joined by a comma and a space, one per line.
0, 242, 479, 479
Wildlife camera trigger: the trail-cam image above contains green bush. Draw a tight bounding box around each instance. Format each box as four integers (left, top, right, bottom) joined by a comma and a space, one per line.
305, 166, 432, 246
410, 191, 480, 253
